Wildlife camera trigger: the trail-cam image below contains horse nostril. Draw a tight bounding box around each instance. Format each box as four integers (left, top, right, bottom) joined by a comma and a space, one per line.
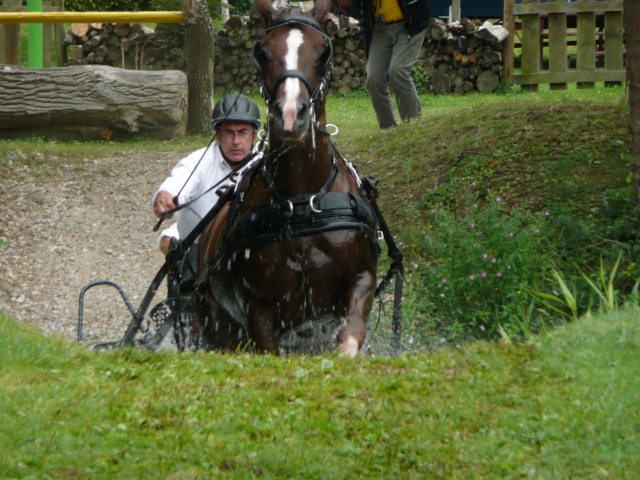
297, 104, 309, 121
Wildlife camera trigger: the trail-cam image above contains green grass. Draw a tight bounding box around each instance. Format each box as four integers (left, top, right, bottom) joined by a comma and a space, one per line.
1, 310, 639, 478
0, 72, 637, 478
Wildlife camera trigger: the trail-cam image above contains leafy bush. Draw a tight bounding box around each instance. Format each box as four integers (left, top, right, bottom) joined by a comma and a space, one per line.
411, 65, 429, 95
65, 0, 151, 12
66, 0, 228, 23
403, 188, 557, 342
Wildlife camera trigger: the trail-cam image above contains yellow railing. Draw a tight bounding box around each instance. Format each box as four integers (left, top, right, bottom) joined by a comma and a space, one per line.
0, 11, 183, 24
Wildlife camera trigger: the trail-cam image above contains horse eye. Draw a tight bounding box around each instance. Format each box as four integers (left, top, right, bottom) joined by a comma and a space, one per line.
256, 46, 270, 66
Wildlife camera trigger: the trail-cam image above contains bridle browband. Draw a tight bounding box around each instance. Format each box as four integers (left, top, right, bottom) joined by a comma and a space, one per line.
252, 15, 334, 111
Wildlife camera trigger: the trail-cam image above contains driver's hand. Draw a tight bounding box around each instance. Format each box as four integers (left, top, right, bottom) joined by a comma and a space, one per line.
159, 236, 172, 255
154, 191, 177, 219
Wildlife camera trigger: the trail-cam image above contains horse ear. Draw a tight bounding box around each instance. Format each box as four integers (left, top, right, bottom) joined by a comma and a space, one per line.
256, 0, 281, 25
309, 0, 331, 23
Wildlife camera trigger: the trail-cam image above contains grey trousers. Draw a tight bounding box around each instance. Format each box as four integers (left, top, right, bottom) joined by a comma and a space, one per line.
366, 23, 426, 129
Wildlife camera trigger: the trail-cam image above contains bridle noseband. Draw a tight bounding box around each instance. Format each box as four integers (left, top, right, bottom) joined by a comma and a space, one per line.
252, 15, 334, 113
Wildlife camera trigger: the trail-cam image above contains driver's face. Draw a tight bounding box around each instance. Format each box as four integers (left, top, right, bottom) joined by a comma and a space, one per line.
218, 121, 257, 168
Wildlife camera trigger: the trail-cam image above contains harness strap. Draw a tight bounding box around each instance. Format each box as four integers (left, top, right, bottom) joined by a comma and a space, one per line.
362, 175, 404, 355
214, 192, 380, 269
260, 149, 339, 209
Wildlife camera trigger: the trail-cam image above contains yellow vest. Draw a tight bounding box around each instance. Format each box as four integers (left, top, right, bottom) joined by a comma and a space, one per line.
373, 0, 405, 24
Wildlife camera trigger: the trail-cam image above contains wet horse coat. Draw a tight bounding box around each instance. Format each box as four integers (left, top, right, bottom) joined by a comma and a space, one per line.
196, 0, 378, 356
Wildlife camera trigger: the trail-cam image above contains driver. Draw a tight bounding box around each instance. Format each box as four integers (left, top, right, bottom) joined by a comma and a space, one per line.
152, 93, 262, 283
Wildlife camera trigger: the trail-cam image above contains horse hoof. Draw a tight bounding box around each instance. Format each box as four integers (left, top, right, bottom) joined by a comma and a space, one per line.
339, 335, 359, 358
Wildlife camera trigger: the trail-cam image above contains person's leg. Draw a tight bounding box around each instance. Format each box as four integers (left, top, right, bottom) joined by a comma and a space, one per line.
366, 26, 398, 129
389, 28, 426, 122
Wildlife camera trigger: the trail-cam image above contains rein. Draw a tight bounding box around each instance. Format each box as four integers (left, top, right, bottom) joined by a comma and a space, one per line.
152, 151, 259, 232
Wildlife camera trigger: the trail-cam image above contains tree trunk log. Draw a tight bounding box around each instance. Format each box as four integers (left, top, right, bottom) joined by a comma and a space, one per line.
624, 0, 640, 208
0, 65, 187, 140
183, 0, 215, 136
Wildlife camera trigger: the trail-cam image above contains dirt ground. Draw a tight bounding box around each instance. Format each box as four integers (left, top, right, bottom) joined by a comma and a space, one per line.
0, 149, 189, 346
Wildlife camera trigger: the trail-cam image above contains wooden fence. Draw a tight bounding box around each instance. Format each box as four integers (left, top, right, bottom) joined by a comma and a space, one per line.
503, 0, 625, 90
0, 0, 67, 67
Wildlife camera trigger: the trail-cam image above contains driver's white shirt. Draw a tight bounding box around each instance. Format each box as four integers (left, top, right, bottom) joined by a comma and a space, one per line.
152, 142, 261, 244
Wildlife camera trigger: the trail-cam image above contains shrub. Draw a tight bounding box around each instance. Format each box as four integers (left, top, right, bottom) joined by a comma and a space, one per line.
411, 65, 429, 95
403, 188, 557, 342
65, 0, 151, 12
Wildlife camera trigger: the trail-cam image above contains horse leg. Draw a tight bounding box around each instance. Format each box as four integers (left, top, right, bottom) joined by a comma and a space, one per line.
195, 292, 246, 352
338, 271, 376, 357
246, 307, 279, 354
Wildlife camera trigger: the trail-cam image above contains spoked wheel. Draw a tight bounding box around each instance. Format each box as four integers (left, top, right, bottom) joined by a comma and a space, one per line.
172, 302, 202, 353
129, 298, 177, 351
131, 296, 202, 352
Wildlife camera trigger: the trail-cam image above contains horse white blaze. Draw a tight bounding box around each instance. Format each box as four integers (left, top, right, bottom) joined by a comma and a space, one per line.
283, 29, 304, 132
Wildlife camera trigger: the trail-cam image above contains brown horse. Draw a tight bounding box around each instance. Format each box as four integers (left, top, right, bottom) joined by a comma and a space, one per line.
195, 0, 379, 356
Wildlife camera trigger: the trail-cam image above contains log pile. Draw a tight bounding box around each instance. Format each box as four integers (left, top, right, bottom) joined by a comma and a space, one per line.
213, 10, 366, 95
418, 18, 508, 94
61, 13, 508, 95
62, 22, 185, 71
213, 12, 508, 95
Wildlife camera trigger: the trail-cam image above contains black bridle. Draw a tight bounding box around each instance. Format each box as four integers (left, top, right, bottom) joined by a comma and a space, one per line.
252, 15, 334, 111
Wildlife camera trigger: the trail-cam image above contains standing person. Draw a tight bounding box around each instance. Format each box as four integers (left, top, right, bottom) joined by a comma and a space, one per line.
152, 93, 262, 283
335, 0, 431, 129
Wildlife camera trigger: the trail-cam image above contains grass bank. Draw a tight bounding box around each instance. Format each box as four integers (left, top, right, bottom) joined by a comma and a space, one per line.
1, 310, 638, 478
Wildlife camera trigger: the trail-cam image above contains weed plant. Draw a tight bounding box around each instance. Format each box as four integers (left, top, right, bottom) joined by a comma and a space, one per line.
403, 188, 557, 343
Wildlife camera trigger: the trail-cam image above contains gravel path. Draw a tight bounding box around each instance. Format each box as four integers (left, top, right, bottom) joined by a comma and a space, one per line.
0, 149, 187, 346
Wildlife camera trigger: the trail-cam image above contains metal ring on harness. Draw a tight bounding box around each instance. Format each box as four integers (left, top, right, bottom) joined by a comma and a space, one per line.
326, 124, 339, 136
285, 200, 294, 218
309, 195, 322, 213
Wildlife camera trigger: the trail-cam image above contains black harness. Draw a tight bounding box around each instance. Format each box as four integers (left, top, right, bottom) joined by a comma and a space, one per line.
207, 147, 382, 273
95, 16, 405, 355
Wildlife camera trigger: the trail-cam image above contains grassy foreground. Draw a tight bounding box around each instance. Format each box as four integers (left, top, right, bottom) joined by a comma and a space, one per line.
1, 311, 638, 479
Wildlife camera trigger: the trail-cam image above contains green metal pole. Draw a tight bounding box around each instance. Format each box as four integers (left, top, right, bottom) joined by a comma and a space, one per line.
27, 0, 43, 68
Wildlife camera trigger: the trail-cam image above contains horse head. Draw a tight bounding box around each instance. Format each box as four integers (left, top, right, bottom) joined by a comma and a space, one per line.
254, 0, 333, 143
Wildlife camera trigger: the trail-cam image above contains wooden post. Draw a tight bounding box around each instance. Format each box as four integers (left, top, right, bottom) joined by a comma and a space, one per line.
503, 0, 515, 85
54, 0, 66, 67
0, 0, 23, 65
604, 6, 624, 87
42, 0, 52, 67
521, 0, 540, 91
450, 0, 460, 23
548, 0, 567, 90
576, 0, 595, 88
182, 0, 215, 136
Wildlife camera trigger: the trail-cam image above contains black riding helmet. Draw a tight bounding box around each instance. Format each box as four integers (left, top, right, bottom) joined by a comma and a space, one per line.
212, 93, 261, 131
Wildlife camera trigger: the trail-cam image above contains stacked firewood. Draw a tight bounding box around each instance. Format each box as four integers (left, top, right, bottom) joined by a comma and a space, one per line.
419, 17, 508, 94
214, 13, 508, 95
213, 11, 366, 95
62, 22, 178, 70
62, 13, 508, 95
